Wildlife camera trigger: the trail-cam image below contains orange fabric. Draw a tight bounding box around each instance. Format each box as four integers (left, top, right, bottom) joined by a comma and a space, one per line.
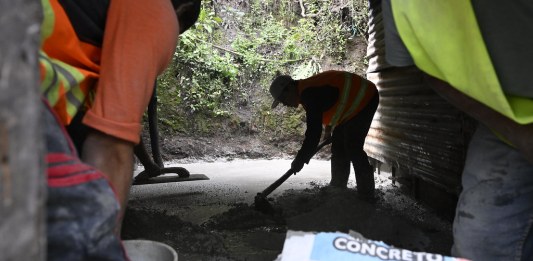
297, 71, 377, 126
81, 0, 179, 144
41, 0, 101, 71
40, 0, 100, 124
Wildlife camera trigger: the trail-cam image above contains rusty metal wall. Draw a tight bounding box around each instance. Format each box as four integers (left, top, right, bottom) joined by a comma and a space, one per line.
364, 0, 474, 195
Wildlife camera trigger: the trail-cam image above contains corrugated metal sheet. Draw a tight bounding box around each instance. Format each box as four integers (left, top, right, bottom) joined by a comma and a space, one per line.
366, 0, 391, 73
364, 0, 474, 194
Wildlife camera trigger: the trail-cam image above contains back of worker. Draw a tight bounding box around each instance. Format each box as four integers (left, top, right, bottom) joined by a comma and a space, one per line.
298, 71, 377, 126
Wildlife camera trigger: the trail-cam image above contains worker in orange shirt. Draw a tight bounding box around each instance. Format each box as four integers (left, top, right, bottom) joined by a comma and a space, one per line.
269, 71, 379, 200
40, 0, 200, 259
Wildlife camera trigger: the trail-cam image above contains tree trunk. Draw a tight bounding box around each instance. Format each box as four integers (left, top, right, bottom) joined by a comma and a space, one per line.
0, 0, 45, 260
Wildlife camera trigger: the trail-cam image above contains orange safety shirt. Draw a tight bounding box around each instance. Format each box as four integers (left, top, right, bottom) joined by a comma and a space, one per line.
297, 70, 377, 127
294, 70, 378, 163
40, 0, 179, 144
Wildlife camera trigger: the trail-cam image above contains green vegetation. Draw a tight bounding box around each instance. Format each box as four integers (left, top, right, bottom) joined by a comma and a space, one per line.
156, 0, 369, 140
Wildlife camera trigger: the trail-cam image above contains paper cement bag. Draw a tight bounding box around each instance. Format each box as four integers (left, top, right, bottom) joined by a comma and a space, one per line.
276, 230, 470, 261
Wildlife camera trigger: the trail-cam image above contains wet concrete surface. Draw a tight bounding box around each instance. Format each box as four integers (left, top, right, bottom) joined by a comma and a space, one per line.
121, 159, 453, 260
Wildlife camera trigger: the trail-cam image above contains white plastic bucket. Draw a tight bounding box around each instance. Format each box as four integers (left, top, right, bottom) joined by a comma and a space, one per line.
123, 240, 178, 261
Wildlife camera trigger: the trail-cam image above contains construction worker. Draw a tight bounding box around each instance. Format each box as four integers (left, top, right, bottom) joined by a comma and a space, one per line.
382, 0, 533, 260
40, 0, 200, 259
269, 71, 379, 199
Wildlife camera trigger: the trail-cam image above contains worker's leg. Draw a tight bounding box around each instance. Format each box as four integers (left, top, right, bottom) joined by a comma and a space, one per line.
44, 101, 126, 260
330, 126, 351, 188
344, 94, 379, 198
353, 151, 374, 198
452, 124, 533, 261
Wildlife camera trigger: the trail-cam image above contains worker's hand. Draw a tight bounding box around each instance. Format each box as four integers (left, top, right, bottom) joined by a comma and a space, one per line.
291, 159, 305, 173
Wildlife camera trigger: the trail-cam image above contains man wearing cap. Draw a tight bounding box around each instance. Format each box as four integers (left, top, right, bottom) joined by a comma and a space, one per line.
270, 71, 379, 199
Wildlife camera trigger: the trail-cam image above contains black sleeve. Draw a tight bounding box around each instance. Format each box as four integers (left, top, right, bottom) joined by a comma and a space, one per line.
295, 87, 337, 163
295, 101, 322, 163
58, 0, 110, 47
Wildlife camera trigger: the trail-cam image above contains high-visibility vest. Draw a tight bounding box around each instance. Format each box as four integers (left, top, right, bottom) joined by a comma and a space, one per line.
39, 0, 101, 125
391, 0, 533, 124
297, 71, 377, 127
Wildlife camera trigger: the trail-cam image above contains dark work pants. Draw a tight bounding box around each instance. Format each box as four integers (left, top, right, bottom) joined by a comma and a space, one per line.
330, 93, 379, 197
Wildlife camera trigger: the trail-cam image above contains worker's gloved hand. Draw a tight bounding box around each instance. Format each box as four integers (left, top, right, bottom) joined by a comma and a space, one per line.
291, 159, 305, 173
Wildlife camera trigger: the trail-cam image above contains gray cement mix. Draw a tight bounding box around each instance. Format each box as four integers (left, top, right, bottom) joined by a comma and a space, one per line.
122, 159, 453, 260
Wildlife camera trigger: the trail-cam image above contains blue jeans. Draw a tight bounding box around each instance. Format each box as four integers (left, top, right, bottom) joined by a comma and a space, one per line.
452, 124, 533, 261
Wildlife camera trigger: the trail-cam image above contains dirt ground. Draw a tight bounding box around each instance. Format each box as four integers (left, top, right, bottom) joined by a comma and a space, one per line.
122, 136, 453, 261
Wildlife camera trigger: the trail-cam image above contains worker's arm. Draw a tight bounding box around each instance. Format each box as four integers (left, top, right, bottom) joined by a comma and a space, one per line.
293, 103, 323, 172
80, 0, 178, 228
81, 130, 134, 216
292, 87, 337, 172
424, 74, 533, 164
82, 0, 178, 143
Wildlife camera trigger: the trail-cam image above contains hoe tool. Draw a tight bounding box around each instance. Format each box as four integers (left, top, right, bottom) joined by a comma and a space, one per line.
254, 138, 332, 214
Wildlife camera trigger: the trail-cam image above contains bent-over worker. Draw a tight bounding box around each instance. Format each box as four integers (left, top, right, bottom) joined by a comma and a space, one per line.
39, 0, 200, 259
270, 71, 379, 199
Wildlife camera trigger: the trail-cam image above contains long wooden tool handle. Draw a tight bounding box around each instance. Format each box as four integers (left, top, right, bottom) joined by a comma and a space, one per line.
260, 169, 295, 196
259, 138, 332, 197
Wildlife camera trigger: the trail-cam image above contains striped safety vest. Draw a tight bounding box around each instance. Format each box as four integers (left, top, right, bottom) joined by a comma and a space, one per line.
39, 0, 102, 125
297, 71, 377, 127
391, 0, 533, 124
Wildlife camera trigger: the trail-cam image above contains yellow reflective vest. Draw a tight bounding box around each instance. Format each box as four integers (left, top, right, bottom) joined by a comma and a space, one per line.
297, 71, 377, 127
391, 0, 533, 124
39, 0, 100, 125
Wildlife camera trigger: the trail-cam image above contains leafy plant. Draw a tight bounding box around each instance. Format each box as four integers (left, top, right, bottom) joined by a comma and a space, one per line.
156, 0, 369, 138
169, 9, 238, 117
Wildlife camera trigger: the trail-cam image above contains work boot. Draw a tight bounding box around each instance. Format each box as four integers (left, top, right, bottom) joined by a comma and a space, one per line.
355, 164, 375, 201
329, 157, 351, 188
